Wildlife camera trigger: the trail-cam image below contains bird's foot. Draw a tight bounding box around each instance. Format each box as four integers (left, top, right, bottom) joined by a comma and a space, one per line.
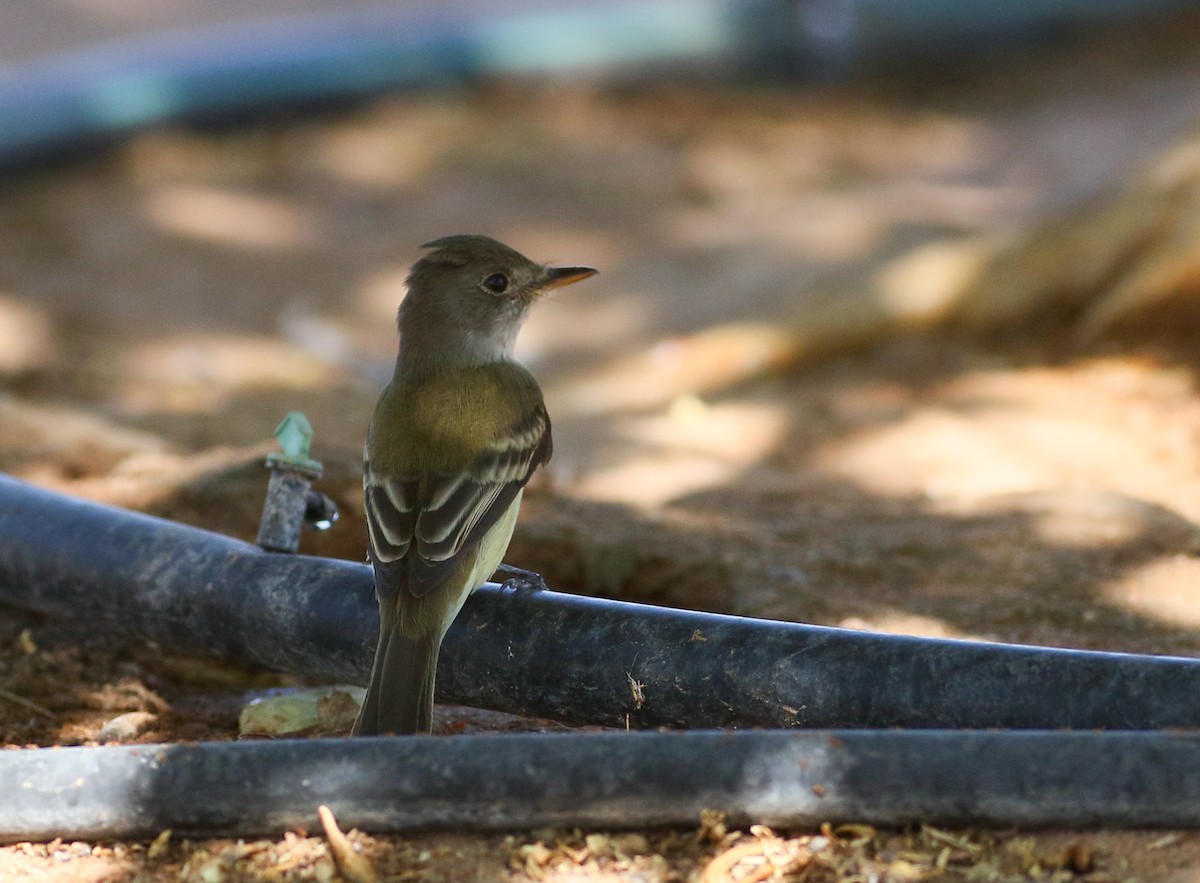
497, 563, 548, 593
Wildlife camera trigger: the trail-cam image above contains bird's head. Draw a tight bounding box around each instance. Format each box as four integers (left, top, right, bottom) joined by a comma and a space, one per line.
398, 234, 596, 369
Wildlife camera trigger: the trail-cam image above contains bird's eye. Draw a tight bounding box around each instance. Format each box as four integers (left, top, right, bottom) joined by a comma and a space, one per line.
482, 272, 510, 294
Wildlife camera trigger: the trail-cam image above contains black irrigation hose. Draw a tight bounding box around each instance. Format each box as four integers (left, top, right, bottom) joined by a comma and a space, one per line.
6, 729, 1200, 840
6, 475, 1200, 835
3, 2, 1199, 843
3, 474, 1200, 731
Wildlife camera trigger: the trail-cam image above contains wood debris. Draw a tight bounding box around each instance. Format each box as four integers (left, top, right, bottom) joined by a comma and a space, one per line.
318, 804, 378, 883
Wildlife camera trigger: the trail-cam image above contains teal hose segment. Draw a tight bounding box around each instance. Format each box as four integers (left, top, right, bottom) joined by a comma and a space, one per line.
1, 0, 1193, 167
0, 1, 791, 166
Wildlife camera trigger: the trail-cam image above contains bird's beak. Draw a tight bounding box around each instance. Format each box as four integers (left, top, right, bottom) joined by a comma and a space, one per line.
536, 266, 598, 291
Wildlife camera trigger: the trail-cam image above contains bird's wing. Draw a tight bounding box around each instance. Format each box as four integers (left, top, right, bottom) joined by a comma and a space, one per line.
364, 403, 552, 600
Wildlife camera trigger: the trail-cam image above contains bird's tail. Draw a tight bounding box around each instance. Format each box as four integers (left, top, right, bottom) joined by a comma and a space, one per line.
352, 623, 439, 736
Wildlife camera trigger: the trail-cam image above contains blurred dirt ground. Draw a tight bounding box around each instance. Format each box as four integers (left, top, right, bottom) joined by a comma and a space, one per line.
7, 7, 1200, 881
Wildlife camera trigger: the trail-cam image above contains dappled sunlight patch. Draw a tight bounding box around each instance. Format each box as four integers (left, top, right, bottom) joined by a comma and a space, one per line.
573, 453, 747, 508
814, 360, 1200, 510
0, 292, 58, 373
815, 407, 1063, 501
873, 236, 998, 326
122, 128, 294, 186
142, 184, 318, 250
1104, 555, 1200, 630
678, 103, 990, 200
0, 396, 165, 483
837, 611, 978, 641
356, 265, 411, 326
569, 399, 786, 506
551, 322, 798, 416
115, 333, 340, 413
666, 192, 887, 262
310, 103, 473, 191
1025, 490, 1199, 550
56, 444, 272, 514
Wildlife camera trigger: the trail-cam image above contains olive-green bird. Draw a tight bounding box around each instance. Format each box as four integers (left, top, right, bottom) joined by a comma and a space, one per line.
352, 235, 597, 736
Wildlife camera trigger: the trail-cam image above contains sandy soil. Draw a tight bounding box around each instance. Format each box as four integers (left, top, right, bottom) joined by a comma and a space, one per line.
5, 9, 1200, 881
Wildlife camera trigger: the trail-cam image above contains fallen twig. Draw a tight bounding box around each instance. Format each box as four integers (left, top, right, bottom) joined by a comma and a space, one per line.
0, 686, 53, 720
317, 804, 377, 883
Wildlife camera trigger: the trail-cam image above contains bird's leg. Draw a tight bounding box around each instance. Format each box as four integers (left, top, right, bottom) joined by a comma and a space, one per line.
496, 562, 548, 593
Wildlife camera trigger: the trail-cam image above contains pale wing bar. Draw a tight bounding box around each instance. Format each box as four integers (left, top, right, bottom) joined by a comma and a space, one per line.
364, 405, 552, 600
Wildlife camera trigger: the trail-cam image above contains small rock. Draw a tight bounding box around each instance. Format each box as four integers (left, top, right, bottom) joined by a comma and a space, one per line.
147, 829, 172, 860
239, 686, 365, 737
17, 629, 36, 656
584, 833, 611, 857
197, 858, 225, 883
98, 711, 157, 742
611, 833, 649, 855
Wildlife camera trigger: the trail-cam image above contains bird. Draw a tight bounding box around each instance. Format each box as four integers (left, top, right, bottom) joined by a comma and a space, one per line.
352, 234, 597, 736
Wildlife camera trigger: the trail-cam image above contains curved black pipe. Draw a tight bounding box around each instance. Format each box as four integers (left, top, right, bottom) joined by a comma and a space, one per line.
5, 729, 1200, 840
3, 474, 1200, 730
